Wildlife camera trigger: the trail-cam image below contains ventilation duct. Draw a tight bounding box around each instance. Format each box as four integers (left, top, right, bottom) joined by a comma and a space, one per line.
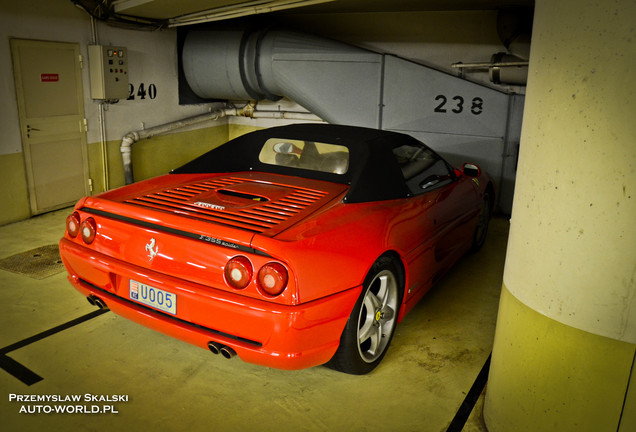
182, 27, 524, 213
183, 28, 383, 128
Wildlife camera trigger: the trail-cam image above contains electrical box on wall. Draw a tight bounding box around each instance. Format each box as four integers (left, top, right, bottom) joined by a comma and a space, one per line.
88, 45, 129, 100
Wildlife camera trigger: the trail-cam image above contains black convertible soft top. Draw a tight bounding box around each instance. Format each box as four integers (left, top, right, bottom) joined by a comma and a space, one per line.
172, 123, 430, 203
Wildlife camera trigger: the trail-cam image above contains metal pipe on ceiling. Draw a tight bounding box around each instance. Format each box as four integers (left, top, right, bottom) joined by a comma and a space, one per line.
451, 61, 529, 69
451, 56, 529, 86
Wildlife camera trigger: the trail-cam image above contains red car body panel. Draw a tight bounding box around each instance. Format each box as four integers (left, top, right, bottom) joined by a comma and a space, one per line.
59, 124, 491, 370
60, 237, 361, 369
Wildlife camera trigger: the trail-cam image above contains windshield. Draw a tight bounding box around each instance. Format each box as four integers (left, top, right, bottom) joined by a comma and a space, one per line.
259, 138, 349, 174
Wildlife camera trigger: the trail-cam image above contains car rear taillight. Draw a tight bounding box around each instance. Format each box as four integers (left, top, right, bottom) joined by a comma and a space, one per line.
66, 212, 81, 238
225, 256, 253, 289
257, 262, 289, 297
80, 217, 97, 244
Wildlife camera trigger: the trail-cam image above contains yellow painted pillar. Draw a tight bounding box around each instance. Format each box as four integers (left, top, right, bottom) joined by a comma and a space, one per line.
483, 1, 636, 431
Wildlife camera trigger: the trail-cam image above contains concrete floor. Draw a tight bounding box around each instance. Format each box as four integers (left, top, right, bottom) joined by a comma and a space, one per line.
0, 209, 509, 432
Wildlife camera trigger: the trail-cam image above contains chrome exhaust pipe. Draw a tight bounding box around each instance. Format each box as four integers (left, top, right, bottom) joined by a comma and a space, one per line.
208, 341, 236, 359
87, 295, 108, 310
208, 341, 222, 355
94, 298, 108, 309
220, 346, 236, 359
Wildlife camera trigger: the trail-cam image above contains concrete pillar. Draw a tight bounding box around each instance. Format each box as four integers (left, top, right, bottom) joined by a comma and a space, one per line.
483, 1, 636, 431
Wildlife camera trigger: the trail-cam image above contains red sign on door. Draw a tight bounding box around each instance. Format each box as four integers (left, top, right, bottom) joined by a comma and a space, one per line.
41, 73, 59, 82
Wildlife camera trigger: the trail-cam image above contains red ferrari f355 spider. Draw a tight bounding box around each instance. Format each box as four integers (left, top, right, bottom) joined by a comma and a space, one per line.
60, 124, 493, 375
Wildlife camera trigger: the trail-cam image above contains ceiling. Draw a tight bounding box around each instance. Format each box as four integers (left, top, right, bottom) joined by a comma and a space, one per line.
110, 0, 534, 25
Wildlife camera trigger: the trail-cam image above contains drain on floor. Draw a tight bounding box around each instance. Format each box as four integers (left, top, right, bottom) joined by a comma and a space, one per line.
0, 245, 65, 279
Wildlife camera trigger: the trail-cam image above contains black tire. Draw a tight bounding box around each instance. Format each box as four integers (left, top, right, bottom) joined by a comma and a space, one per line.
470, 190, 492, 252
325, 257, 403, 375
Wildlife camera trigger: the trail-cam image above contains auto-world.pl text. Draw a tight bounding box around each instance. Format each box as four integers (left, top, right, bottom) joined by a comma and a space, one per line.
9, 393, 128, 414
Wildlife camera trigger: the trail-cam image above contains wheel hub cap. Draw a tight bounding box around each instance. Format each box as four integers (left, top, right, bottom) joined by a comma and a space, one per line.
357, 270, 399, 363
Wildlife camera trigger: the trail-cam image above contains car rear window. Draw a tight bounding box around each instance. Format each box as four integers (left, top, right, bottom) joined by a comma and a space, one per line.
259, 138, 349, 174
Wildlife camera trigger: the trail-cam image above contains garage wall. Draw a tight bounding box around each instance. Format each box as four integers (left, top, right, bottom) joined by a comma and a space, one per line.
0, 2, 522, 226
0, 1, 227, 226
277, 10, 517, 92
86, 22, 228, 169
0, 2, 89, 224
81, 22, 233, 194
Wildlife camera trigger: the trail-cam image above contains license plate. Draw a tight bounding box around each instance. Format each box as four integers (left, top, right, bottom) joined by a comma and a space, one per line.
129, 280, 177, 315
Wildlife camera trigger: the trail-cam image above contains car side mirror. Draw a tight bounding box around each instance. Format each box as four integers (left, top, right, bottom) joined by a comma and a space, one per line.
462, 163, 481, 177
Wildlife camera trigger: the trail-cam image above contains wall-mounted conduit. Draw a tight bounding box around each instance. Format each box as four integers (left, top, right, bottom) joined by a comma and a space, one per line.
120, 102, 321, 185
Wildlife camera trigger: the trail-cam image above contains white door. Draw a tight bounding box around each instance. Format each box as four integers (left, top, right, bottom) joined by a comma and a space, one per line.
11, 39, 89, 214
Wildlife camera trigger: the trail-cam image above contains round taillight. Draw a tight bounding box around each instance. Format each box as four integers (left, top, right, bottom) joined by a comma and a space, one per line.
80, 217, 97, 244
66, 212, 81, 238
225, 256, 253, 289
257, 262, 288, 296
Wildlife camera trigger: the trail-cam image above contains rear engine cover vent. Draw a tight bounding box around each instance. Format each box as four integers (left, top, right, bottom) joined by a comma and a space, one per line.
217, 189, 269, 203
123, 176, 330, 234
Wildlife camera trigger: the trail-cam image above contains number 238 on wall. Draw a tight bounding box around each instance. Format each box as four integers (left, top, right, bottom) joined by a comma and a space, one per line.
434, 95, 484, 115
127, 83, 157, 100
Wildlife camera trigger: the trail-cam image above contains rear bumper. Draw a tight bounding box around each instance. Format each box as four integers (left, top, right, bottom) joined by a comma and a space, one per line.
59, 238, 361, 370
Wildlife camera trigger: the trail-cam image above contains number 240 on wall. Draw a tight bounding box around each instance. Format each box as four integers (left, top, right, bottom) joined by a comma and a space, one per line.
434, 95, 483, 115
128, 83, 157, 100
